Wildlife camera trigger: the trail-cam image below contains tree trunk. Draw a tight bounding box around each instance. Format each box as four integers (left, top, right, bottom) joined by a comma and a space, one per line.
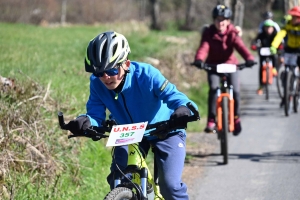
149, 0, 162, 30
223, 0, 232, 7
265, 0, 275, 11
61, 0, 67, 25
182, 0, 196, 30
233, 0, 244, 28
139, 0, 146, 21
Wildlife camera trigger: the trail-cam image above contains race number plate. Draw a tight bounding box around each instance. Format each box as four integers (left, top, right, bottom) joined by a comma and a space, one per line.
260, 47, 271, 56
216, 64, 237, 73
106, 122, 148, 146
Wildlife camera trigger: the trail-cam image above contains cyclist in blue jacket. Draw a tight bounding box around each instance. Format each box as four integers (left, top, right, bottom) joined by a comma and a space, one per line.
64, 31, 198, 199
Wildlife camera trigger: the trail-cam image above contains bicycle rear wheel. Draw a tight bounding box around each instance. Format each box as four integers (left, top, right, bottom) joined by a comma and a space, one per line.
220, 97, 229, 165
284, 70, 293, 116
104, 187, 136, 200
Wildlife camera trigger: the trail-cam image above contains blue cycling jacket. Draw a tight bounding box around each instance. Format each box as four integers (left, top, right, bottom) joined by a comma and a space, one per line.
83, 61, 198, 139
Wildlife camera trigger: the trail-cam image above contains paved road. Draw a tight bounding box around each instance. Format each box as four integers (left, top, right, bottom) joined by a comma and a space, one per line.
187, 64, 300, 200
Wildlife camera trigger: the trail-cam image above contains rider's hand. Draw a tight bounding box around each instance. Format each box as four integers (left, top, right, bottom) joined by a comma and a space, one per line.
250, 44, 257, 51
193, 60, 204, 69
245, 60, 256, 67
270, 46, 277, 55
64, 116, 91, 135
170, 106, 191, 129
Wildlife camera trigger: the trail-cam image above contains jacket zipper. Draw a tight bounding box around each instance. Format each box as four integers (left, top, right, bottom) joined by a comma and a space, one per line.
121, 93, 134, 123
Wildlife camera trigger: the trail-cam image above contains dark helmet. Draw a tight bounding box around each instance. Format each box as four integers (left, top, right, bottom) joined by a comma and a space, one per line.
84, 31, 131, 74
212, 4, 232, 19
262, 11, 273, 19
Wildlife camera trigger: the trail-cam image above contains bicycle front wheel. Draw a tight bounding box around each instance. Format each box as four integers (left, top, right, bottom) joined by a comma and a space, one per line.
284, 70, 293, 116
104, 187, 136, 200
276, 65, 284, 99
220, 97, 229, 165
265, 67, 269, 100
293, 77, 300, 113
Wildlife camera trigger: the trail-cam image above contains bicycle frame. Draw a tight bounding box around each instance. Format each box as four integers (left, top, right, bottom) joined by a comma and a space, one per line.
112, 143, 163, 199
216, 78, 234, 133
260, 47, 274, 85
203, 63, 241, 165
261, 57, 273, 85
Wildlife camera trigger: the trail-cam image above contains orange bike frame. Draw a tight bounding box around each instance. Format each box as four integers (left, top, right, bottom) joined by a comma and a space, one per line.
217, 93, 234, 132
262, 60, 273, 84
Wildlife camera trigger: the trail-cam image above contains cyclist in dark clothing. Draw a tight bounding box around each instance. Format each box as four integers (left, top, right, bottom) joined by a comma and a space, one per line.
193, 4, 255, 136
251, 19, 280, 95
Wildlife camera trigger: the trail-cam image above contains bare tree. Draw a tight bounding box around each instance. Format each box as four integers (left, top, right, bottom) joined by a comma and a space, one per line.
149, 0, 162, 30
182, 0, 196, 30
265, 0, 275, 11
233, 0, 244, 28
139, 0, 147, 21
223, 0, 232, 7
61, 0, 67, 25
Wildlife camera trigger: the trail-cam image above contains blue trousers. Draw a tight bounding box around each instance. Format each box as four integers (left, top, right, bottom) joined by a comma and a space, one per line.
107, 131, 189, 200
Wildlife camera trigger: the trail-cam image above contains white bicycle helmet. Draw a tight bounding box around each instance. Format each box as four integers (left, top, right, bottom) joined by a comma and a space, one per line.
85, 31, 131, 74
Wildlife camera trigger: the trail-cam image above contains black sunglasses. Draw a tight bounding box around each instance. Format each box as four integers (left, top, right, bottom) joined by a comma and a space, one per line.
93, 63, 124, 77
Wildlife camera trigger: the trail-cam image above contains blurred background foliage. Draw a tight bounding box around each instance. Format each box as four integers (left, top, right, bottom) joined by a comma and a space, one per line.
0, 0, 290, 30
0, 0, 297, 199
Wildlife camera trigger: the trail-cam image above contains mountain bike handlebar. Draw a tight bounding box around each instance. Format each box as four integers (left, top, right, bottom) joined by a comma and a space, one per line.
190, 62, 256, 72
58, 102, 200, 140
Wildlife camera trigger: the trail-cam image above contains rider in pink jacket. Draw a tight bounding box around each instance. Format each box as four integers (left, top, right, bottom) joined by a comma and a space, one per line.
195, 23, 254, 64
193, 4, 255, 136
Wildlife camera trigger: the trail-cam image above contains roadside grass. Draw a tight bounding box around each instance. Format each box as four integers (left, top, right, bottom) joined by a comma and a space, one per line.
0, 22, 206, 199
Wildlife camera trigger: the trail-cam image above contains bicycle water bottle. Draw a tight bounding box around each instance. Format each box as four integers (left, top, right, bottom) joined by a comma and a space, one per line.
147, 183, 155, 200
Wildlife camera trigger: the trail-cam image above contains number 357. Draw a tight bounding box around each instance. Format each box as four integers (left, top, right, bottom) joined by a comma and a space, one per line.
120, 132, 134, 138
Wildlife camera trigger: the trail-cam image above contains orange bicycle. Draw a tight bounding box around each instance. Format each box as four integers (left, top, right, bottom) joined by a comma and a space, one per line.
251, 41, 284, 99
192, 62, 254, 164
259, 47, 275, 100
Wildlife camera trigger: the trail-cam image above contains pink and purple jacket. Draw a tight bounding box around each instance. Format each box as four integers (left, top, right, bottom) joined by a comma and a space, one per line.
195, 24, 254, 64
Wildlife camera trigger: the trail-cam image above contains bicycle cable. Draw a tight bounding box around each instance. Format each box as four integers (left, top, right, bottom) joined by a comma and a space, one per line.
111, 146, 144, 199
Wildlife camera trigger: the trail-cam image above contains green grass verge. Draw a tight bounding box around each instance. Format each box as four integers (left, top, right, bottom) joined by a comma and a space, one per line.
0, 22, 205, 199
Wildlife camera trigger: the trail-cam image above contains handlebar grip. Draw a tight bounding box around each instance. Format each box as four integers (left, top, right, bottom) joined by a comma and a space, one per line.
58, 111, 65, 129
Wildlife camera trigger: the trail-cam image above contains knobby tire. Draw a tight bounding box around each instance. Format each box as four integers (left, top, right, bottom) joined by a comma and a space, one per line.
293, 76, 300, 113
221, 97, 229, 165
104, 187, 136, 200
265, 67, 269, 100
276, 65, 284, 99
284, 70, 293, 116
